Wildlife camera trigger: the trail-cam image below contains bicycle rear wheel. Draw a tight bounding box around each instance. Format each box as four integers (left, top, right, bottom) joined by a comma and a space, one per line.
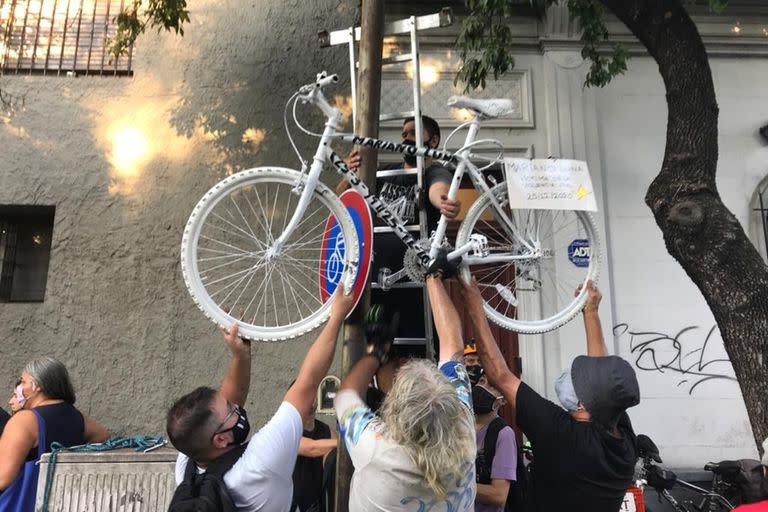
456, 182, 600, 334
181, 167, 359, 341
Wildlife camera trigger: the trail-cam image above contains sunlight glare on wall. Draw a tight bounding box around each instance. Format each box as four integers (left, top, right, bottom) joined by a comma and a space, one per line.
333, 95, 353, 128
382, 37, 398, 60
110, 126, 150, 178
405, 59, 445, 91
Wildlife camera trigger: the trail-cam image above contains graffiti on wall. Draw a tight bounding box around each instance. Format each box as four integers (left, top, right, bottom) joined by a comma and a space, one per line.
613, 323, 737, 395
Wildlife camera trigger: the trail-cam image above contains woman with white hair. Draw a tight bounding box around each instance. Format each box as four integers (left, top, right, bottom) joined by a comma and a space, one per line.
334, 270, 476, 511
0, 357, 109, 511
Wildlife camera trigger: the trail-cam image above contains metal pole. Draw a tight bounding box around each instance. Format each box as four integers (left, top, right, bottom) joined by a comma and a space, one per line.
334, 1, 384, 510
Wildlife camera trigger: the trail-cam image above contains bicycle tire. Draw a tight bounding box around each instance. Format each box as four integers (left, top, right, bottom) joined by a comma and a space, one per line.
456, 182, 600, 334
181, 167, 360, 341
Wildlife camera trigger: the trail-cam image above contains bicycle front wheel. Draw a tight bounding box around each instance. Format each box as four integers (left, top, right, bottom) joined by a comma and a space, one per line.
181, 167, 360, 341
456, 182, 600, 334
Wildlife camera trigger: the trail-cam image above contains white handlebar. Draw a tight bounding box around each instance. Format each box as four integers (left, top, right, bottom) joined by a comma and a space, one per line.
317, 73, 339, 88
299, 72, 339, 94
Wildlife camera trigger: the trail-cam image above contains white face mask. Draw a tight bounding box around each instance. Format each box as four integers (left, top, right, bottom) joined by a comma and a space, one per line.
14, 384, 27, 408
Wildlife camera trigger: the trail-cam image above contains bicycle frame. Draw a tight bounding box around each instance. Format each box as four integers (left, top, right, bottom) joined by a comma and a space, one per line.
271, 83, 535, 278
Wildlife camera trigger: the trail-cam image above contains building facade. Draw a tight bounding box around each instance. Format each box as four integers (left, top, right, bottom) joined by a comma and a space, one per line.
1, 0, 766, 471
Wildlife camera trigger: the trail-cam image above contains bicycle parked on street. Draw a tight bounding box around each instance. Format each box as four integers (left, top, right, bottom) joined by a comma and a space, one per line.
634, 434, 766, 512
181, 72, 600, 340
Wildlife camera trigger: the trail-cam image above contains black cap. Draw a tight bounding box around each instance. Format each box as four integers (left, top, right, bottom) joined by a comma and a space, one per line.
571, 355, 640, 429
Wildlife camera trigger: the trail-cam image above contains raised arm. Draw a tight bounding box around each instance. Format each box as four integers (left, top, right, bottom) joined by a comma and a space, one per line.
425, 275, 464, 361
298, 436, 337, 458
580, 280, 607, 357
285, 287, 354, 422
427, 182, 461, 220
218, 322, 252, 407
461, 278, 521, 408
337, 305, 395, 397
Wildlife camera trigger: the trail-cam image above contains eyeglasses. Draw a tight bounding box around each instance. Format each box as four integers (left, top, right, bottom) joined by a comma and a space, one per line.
210, 403, 239, 442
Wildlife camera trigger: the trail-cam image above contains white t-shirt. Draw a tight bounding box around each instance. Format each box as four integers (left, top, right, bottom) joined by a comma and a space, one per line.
175, 401, 303, 512
335, 360, 476, 511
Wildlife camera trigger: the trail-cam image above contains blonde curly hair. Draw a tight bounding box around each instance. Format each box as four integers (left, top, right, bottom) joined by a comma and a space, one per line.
379, 359, 475, 500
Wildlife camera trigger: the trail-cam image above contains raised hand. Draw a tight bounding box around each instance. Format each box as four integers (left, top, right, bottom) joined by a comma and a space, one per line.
345, 149, 362, 173
439, 194, 461, 219
330, 284, 356, 322
576, 280, 601, 313
220, 321, 251, 356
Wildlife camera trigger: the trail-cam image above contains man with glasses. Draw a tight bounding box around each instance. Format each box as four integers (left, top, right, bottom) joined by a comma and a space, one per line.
166, 287, 354, 511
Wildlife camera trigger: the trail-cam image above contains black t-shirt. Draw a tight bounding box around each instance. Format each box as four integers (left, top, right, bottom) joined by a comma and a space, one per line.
515, 382, 637, 512
374, 163, 452, 274
377, 163, 453, 232
25, 402, 85, 461
291, 419, 332, 512
0, 407, 10, 436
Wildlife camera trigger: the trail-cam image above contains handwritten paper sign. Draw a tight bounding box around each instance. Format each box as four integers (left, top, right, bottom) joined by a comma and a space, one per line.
503, 158, 598, 211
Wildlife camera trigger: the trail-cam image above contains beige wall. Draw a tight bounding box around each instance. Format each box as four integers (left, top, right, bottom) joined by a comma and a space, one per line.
0, 0, 354, 434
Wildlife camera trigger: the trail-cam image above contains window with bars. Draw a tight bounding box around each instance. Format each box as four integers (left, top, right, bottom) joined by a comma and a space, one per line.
0, 205, 55, 302
0, 0, 133, 75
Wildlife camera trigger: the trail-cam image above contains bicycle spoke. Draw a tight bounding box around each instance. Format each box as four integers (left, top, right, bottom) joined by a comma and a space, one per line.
210, 211, 268, 250
229, 193, 261, 242
267, 181, 281, 238
199, 235, 252, 256
253, 264, 275, 324
281, 266, 323, 308
277, 261, 316, 313
270, 269, 279, 327
199, 254, 254, 274
277, 264, 296, 321
199, 251, 258, 263
251, 180, 275, 243
242, 187, 272, 241
210, 262, 265, 305
242, 264, 275, 324
206, 261, 265, 289
229, 262, 262, 315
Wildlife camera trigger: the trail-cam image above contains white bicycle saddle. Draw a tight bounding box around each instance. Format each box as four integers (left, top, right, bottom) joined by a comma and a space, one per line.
447, 96, 517, 119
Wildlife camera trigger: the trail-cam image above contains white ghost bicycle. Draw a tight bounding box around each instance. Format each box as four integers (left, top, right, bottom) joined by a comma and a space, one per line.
181, 72, 599, 341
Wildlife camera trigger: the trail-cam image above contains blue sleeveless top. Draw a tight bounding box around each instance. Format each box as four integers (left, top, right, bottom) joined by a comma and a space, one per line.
0, 403, 85, 512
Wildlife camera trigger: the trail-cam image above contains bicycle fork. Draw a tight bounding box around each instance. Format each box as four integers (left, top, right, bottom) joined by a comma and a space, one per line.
266, 103, 356, 294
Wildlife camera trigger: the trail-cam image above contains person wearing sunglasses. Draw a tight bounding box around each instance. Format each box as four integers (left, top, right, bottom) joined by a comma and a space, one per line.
166, 286, 355, 511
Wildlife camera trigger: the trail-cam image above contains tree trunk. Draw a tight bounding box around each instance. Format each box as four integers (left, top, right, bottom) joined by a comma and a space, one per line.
335, 1, 385, 510
600, 0, 768, 449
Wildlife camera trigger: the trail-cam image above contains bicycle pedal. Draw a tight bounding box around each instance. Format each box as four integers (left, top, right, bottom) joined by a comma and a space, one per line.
469, 234, 489, 258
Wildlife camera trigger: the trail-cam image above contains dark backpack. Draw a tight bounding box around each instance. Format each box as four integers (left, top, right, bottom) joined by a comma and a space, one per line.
168, 443, 248, 512
476, 417, 514, 511
476, 417, 535, 512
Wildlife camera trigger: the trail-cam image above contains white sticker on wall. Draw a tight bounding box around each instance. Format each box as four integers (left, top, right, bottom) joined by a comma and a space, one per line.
504, 158, 598, 211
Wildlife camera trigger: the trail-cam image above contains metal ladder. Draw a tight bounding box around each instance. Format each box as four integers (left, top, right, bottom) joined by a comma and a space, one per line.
319, 9, 454, 361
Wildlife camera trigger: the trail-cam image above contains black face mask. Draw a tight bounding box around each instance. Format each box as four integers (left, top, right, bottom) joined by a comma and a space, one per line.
402, 139, 418, 166
213, 405, 251, 447
466, 364, 484, 386
472, 386, 498, 415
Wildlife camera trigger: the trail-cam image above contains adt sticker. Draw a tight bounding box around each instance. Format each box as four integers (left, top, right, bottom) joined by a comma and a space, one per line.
319, 191, 373, 314
568, 239, 591, 268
